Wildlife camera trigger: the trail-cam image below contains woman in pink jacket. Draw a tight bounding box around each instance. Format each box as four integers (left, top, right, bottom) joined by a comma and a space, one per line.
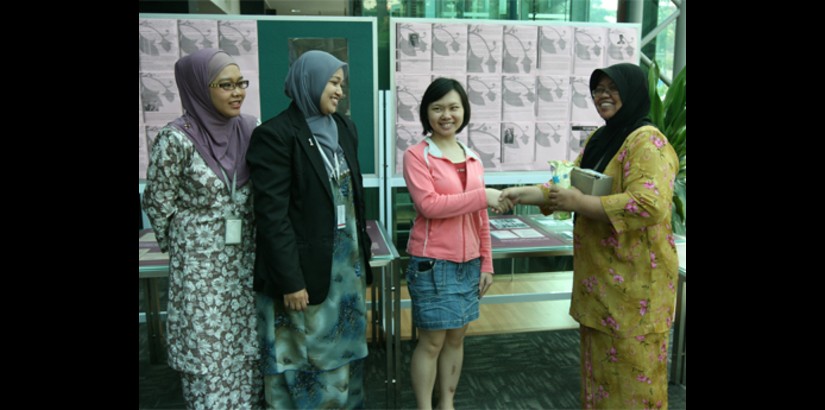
403, 77, 505, 410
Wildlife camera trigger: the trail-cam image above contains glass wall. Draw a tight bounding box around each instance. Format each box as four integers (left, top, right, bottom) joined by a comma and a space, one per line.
358, 0, 679, 82
360, 0, 631, 22
358, 0, 686, 89
651, 0, 678, 86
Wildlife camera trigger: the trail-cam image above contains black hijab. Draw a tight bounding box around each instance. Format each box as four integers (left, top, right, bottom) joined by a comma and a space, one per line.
580, 63, 651, 173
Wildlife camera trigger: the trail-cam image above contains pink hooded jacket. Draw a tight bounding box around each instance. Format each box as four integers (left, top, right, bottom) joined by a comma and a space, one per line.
403, 138, 494, 273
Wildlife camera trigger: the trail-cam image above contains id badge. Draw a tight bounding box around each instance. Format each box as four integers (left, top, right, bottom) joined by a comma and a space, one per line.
225, 216, 242, 245
337, 204, 346, 230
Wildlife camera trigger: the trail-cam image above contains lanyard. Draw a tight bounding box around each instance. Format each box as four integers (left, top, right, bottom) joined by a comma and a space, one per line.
219, 168, 238, 204
315, 140, 340, 181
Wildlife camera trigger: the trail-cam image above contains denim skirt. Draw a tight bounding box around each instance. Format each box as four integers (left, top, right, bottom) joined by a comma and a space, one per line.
405, 256, 481, 330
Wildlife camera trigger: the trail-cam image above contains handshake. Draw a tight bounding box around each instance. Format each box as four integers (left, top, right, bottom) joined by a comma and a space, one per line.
486, 188, 513, 214
485, 187, 536, 214
485, 185, 573, 215
483, 161, 583, 214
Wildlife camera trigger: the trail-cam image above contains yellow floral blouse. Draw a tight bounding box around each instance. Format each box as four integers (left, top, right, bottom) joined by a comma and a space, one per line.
541, 125, 679, 337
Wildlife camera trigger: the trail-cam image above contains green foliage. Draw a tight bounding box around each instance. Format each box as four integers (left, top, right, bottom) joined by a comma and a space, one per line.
648, 62, 686, 234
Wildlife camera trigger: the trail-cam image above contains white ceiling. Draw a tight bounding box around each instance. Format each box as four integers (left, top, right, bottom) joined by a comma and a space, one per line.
264, 0, 349, 16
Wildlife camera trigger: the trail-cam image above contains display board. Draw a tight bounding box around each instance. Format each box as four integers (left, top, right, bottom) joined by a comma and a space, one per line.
390, 18, 640, 181
139, 14, 379, 183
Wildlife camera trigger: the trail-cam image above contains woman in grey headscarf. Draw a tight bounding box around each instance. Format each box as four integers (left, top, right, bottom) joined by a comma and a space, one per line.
247, 50, 372, 409
142, 48, 263, 409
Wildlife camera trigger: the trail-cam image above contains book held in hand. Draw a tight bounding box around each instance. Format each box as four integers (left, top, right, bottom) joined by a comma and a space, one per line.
571, 167, 613, 196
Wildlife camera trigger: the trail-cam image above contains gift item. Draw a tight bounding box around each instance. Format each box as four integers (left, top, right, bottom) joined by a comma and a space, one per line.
547, 160, 574, 220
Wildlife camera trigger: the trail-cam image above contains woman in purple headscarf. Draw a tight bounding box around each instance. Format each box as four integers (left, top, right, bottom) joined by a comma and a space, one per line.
247, 50, 372, 409
142, 48, 263, 409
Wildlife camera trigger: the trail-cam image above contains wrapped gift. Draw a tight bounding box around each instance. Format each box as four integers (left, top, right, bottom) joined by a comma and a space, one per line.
547, 160, 574, 220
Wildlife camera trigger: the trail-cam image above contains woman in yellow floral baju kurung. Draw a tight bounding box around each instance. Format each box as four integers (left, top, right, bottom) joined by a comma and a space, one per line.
501, 63, 679, 409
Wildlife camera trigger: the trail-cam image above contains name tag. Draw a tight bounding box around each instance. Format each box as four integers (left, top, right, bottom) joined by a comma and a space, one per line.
225, 217, 242, 245
337, 204, 346, 229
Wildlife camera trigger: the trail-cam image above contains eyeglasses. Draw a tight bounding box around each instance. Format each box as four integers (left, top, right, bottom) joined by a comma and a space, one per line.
209, 80, 250, 91
591, 86, 619, 98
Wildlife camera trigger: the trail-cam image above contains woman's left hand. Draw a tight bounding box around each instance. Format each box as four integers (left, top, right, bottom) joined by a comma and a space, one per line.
479, 272, 494, 299
548, 185, 583, 212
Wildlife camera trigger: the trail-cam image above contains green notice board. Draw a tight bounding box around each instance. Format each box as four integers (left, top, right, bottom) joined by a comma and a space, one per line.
257, 18, 377, 174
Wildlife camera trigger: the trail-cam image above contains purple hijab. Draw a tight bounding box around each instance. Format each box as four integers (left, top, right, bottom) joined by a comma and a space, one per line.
171, 48, 256, 187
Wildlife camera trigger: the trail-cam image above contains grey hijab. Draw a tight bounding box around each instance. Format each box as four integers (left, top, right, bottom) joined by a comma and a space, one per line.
284, 50, 348, 162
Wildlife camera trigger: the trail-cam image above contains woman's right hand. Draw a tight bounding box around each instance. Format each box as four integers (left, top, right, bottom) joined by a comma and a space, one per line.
500, 186, 545, 206
486, 188, 512, 213
284, 289, 309, 311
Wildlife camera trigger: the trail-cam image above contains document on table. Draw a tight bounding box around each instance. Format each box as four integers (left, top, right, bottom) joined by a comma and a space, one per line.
512, 228, 543, 238
491, 230, 520, 240
490, 218, 530, 229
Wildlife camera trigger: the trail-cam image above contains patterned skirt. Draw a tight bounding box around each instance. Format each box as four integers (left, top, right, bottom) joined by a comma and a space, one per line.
180, 360, 264, 409
257, 161, 368, 409
262, 358, 365, 409
580, 326, 670, 409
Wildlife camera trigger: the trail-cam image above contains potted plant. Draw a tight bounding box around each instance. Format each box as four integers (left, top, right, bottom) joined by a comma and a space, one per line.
648, 63, 686, 235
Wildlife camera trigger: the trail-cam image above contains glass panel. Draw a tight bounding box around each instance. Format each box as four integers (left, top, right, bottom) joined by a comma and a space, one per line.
587, 0, 618, 23
386, 0, 515, 20
654, 0, 677, 83
525, 0, 569, 21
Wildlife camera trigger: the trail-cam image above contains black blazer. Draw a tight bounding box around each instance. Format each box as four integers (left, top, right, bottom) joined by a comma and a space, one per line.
247, 103, 372, 304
